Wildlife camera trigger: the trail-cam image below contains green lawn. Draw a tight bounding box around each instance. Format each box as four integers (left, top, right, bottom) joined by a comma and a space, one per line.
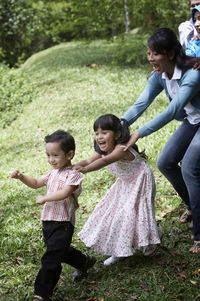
0, 40, 200, 301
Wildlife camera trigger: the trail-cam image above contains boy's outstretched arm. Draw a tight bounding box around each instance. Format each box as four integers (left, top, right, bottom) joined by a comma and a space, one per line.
10, 170, 44, 189
36, 185, 77, 205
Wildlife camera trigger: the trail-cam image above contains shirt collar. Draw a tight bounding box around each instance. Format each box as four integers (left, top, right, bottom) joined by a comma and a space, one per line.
162, 65, 182, 80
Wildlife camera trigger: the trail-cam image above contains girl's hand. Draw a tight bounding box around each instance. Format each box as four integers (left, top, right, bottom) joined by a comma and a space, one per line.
73, 165, 87, 173
10, 170, 23, 179
36, 195, 46, 205
123, 131, 140, 151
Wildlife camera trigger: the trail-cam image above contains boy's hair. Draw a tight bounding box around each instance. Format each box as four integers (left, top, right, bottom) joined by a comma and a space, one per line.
45, 130, 75, 153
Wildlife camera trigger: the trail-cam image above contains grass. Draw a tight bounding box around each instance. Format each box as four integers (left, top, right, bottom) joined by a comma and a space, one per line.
0, 39, 200, 301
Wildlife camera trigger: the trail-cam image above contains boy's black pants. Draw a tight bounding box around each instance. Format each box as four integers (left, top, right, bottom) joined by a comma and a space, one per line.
34, 221, 87, 300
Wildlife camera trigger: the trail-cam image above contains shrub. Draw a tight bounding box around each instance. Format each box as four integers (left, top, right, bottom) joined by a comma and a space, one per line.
112, 29, 149, 66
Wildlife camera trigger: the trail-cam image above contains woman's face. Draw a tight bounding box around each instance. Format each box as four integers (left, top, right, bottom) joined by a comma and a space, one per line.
147, 47, 174, 77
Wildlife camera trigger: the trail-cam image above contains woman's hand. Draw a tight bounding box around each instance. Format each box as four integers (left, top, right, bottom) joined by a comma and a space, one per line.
123, 131, 140, 151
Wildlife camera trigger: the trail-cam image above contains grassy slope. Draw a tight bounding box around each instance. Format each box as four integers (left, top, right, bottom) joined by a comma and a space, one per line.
0, 40, 200, 300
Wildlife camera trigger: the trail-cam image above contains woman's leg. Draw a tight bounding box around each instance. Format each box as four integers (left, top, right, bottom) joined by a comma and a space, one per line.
157, 120, 199, 209
181, 127, 200, 243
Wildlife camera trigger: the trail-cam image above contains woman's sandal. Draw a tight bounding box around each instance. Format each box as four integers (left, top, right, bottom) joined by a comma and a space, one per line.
189, 241, 200, 254
180, 210, 192, 223
33, 296, 44, 301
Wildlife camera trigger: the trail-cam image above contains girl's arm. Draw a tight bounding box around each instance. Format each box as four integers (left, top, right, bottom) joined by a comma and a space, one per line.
75, 145, 132, 173
10, 170, 45, 189
74, 152, 101, 168
36, 185, 77, 205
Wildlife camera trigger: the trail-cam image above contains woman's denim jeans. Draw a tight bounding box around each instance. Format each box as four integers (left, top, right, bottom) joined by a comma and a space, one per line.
157, 119, 200, 241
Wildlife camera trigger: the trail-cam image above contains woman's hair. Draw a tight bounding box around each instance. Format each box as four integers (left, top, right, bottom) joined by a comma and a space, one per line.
93, 114, 145, 157
147, 28, 199, 70
45, 130, 75, 153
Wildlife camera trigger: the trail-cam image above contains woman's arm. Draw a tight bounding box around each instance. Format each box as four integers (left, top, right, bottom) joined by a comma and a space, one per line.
10, 170, 45, 189
123, 72, 163, 125
137, 69, 200, 138
36, 185, 77, 205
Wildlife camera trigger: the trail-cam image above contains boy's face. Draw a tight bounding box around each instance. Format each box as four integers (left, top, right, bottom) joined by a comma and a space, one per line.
46, 142, 72, 169
190, 0, 200, 10
194, 11, 200, 35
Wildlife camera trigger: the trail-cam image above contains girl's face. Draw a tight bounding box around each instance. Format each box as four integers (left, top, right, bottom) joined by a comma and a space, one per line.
147, 47, 175, 79
46, 142, 72, 169
95, 127, 118, 154
194, 11, 200, 36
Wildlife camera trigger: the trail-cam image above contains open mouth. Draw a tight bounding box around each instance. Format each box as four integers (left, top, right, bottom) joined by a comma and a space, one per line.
152, 64, 160, 72
98, 141, 106, 149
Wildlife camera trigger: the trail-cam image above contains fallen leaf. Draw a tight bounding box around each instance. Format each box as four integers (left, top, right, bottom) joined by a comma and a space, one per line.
87, 297, 97, 301
192, 268, 200, 275
131, 296, 138, 300
178, 271, 187, 280
84, 64, 100, 68
190, 280, 200, 287
122, 266, 133, 270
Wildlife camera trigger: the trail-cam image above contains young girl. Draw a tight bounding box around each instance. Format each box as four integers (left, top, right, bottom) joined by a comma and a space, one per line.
74, 114, 161, 266
11, 130, 96, 301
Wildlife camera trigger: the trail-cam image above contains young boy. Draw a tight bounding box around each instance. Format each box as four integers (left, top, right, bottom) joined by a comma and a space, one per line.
178, 0, 200, 49
186, 5, 200, 56
11, 130, 96, 301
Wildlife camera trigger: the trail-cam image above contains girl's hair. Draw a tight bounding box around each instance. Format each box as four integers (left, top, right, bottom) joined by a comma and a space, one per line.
147, 28, 199, 70
45, 130, 75, 153
93, 114, 146, 158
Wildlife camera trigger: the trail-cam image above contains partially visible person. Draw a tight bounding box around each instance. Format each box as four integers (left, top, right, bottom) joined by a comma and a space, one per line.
74, 114, 161, 267
179, 0, 200, 49
11, 130, 96, 301
123, 28, 200, 254
186, 5, 200, 56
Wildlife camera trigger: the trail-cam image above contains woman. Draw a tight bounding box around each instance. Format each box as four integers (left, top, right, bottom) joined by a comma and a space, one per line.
123, 28, 200, 254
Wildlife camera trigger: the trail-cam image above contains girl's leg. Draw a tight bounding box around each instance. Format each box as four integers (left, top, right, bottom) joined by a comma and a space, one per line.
157, 120, 199, 210
181, 127, 200, 243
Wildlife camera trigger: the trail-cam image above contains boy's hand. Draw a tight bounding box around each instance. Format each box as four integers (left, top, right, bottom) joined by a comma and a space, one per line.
36, 195, 46, 205
10, 170, 23, 179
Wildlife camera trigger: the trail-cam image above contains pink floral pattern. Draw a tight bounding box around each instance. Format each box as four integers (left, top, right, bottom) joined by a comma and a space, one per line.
78, 148, 161, 257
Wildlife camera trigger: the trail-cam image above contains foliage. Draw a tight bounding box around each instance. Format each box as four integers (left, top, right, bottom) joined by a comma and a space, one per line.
112, 29, 149, 66
130, 0, 189, 31
0, 65, 36, 128
0, 39, 200, 300
0, 0, 47, 66
0, 0, 191, 66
